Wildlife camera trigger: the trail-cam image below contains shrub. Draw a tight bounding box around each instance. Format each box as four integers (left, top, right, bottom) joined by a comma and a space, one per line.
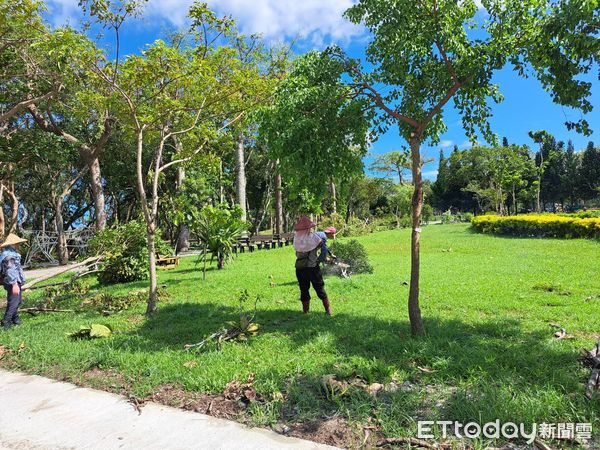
330, 240, 374, 274
560, 210, 600, 219
422, 204, 434, 224
319, 213, 346, 233
370, 216, 397, 231
471, 214, 600, 239
441, 210, 454, 224
340, 218, 372, 237
195, 204, 246, 269
88, 220, 171, 284
460, 212, 474, 222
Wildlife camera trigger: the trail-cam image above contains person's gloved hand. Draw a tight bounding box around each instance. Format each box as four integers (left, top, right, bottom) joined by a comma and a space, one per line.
11, 283, 19, 296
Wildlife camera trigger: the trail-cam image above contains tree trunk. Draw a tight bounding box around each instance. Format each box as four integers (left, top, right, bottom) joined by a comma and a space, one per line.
536, 153, 543, 213
235, 132, 247, 222
0, 184, 5, 241
275, 170, 283, 235
346, 201, 352, 223
134, 127, 158, 315
88, 155, 106, 230
408, 136, 425, 337
512, 187, 517, 215
253, 166, 273, 234
219, 159, 224, 204
329, 180, 337, 214
5, 183, 19, 233
54, 198, 68, 266
175, 161, 190, 253
146, 226, 158, 314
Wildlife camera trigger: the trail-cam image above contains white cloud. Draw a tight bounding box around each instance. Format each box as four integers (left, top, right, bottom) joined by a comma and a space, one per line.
439, 140, 453, 148
46, 0, 362, 44
460, 140, 477, 149
46, 0, 81, 27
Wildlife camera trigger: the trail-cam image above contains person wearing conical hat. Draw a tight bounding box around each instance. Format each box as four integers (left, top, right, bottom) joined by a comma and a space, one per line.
293, 216, 332, 315
0, 233, 27, 329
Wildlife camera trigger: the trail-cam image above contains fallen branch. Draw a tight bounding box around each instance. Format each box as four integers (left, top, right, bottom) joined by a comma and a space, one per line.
23, 307, 75, 315
534, 438, 554, 450
582, 340, 600, 399
25, 269, 101, 291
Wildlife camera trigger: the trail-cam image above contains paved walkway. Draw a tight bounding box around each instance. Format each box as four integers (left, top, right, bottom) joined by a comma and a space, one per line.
23, 263, 80, 283
0, 370, 335, 450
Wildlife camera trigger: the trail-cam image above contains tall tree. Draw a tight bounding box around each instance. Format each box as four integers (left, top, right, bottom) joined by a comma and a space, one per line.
369, 149, 411, 184
259, 51, 371, 215
578, 141, 600, 202
96, 5, 253, 313
336, 0, 598, 335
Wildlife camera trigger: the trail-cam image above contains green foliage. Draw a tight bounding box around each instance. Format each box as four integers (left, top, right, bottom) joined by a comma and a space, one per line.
88, 220, 171, 284
330, 239, 373, 274
344, 0, 598, 142
185, 290, 261, 352
369, 149, 411, 184
318, 213, 346, 233
259, 51, 371, 199
195, 204, 246, 269
565, 209, 600, 219
340, 218, 372, 237
67, 323, 113, 339
83, 289, 150, 313
422, 204, 434, 223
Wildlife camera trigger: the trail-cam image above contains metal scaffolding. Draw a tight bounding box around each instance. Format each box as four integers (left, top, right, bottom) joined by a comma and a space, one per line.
24, 228, 96, 266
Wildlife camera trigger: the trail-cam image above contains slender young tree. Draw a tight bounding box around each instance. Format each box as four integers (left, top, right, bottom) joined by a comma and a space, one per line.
286, 0, 598, 335
95, 5, 257, 313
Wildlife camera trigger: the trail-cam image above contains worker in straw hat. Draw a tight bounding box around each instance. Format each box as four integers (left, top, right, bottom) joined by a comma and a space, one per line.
0, 233, 27, 329
293, 216, 332, 315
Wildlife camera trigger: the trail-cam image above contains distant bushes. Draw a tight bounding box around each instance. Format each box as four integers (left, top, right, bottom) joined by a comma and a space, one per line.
441, 210, 473, 224
560, 209, 600, 219
471, 214, 600, 239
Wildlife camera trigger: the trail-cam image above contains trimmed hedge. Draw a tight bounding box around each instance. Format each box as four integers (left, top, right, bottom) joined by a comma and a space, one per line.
471, 214, 600, 239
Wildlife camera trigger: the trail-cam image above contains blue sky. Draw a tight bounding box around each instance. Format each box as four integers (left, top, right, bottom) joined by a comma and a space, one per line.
46, 0, 599, 181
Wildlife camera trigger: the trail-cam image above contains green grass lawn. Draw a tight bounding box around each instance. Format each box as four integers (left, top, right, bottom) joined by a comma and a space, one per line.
2, 224, 600, 447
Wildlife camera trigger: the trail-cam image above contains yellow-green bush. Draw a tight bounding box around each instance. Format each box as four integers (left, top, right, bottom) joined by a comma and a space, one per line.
471, 214, 600, 239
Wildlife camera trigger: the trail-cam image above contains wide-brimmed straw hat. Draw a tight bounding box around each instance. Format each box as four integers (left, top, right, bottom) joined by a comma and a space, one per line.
294, 216, 316, 231
0, 233, 27, 248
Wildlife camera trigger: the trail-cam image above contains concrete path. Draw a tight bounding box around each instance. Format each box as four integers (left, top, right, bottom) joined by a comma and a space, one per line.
23, 263, 80, 283
0, 370, 335, 450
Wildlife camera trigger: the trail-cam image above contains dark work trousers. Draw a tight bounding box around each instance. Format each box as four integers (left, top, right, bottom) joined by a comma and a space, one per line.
295, 266, 328, 303
3, 284, 22, 326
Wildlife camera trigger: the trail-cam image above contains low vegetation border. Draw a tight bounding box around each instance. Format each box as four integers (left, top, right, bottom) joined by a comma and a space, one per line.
471, 214, 600, 239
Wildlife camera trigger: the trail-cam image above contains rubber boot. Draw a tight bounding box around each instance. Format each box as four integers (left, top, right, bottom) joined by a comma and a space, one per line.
302, 301, 310, 314
321, 298, 332, 316
13, 314, 21, 326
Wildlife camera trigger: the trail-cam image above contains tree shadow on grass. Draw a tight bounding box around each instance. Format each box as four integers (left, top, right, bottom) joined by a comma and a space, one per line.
128, 302, 580, 389
120, 302, 600, 433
